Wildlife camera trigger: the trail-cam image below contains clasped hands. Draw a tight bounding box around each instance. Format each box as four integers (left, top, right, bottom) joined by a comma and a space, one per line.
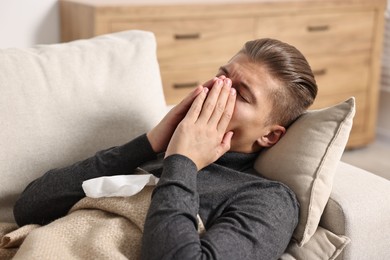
147, 76, 236, 170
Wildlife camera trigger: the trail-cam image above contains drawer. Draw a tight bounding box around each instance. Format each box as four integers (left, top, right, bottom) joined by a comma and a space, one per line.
160, 65, 218, 104
111, 18, 254, 68
255, 11, 375, 56
306, 51, 370, 97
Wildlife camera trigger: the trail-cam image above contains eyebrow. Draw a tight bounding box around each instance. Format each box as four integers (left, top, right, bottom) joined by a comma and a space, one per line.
219, 66, 257, 104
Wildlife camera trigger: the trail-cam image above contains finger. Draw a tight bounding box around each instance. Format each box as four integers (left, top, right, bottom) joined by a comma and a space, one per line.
173, 85, 204, 114
218, 131, 234, 156
197, 79, 224, 123
185, 87, 208, 123
208, 78, 232, 126
203, 75, 226, 91
202, 77, 218, 89
217, 87, 236, 133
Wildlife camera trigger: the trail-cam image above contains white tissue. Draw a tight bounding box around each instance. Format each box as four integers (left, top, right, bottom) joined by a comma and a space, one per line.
82, 174, 159, 198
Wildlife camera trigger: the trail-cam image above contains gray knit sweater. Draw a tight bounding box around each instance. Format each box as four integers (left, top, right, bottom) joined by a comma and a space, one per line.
14, 134, 299, 260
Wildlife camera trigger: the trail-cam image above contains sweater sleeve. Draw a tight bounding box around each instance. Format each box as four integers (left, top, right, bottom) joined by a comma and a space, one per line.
141, 155, 299, 260
13, 134, 157, 226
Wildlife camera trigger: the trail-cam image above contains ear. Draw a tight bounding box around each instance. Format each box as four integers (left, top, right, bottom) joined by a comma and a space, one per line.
257, 125, 286, 148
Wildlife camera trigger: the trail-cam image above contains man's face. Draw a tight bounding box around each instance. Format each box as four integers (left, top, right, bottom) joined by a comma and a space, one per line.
215, 53, 283, 153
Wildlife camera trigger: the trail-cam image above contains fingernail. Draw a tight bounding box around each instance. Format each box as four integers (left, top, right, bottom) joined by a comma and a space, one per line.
204, 87, 209, 94
230, 88, 236, 95
224, 78, 231, 87
216, 79, 222, 86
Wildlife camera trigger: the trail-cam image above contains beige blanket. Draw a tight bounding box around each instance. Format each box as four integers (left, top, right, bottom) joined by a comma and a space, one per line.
0, 188, 348, 260
1, 186, 205, 260
1, 186, 154, 260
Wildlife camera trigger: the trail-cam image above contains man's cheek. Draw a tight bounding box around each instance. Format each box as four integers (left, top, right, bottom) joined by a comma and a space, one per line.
232, 103, 241, 120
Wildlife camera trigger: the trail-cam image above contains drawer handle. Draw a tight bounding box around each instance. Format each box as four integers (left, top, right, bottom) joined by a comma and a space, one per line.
313, 69, 327, 76
307, 25, 330, 32
173, 82, 199, 89
174, 33, 201, 40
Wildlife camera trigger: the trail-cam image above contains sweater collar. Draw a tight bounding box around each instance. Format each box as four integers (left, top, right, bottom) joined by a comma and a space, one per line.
215, 152, 258, 171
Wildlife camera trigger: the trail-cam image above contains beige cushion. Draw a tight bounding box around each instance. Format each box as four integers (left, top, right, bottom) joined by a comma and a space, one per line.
254, 98, 355, 246
321, 161, 390, 259
280, 226, 350, 260
0, 30, 166, 223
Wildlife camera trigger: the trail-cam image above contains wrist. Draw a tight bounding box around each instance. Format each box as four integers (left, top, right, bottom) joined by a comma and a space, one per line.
146, 130, 161, 153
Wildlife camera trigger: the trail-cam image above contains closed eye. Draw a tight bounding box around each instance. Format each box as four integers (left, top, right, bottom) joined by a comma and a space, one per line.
217, 66, 256, 104
237, 90, 249, 103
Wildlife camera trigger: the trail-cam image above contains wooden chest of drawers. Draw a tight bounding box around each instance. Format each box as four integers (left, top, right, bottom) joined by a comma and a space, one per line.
60, 0, 387, 148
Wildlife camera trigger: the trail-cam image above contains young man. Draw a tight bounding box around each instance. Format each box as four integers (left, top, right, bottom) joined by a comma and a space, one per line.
14, 38, 317, 259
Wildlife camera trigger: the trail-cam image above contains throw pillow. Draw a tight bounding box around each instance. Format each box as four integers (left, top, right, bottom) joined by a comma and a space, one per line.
254, 98, 355, 246
280, 226, 350, 260
0, 30, 166, 223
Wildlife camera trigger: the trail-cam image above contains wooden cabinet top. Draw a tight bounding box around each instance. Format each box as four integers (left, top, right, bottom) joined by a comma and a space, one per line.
60, 0, 387, 6
60, 0, 387, 21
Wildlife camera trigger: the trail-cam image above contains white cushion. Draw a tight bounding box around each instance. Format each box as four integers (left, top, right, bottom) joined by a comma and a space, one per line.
0, 30, 166, 223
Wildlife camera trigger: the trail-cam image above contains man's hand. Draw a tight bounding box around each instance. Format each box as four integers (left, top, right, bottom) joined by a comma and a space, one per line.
165, 78, 236, 170
147, 77, 220, 153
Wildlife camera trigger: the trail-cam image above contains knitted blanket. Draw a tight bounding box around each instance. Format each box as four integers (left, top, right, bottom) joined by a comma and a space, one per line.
1, 186, 198, 260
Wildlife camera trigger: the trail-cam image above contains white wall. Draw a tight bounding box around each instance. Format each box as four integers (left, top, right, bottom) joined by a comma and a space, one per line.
0, 0, 59, 48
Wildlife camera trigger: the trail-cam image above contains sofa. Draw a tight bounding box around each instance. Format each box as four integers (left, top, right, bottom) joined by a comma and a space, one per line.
0, 30, 389, 259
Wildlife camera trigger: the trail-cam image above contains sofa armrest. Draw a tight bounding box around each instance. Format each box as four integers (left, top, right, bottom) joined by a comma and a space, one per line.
320, 161, 390, 260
